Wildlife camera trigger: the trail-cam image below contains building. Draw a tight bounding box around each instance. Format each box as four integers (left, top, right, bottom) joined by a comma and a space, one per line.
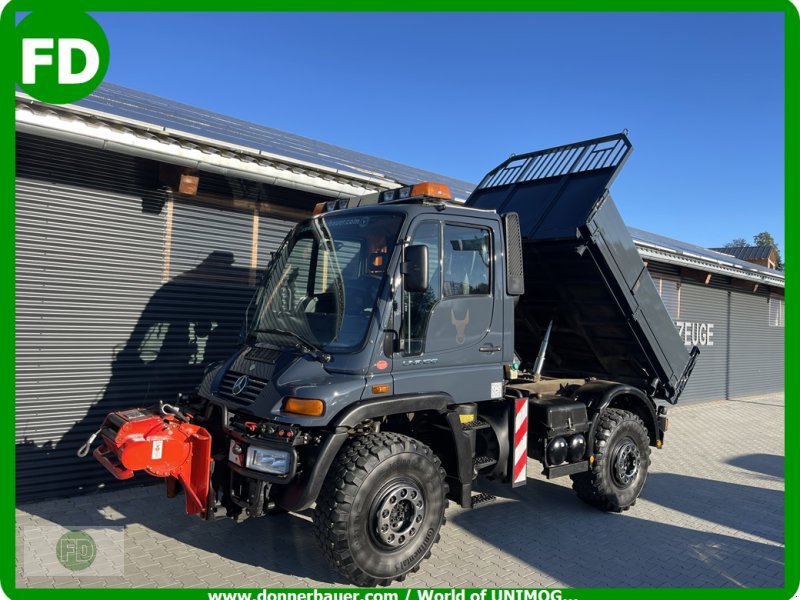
710, 245, 781, 270
15, 84, 784, 501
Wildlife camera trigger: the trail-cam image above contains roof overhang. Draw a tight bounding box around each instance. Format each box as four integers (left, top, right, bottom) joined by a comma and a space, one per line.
15, 93, 403, 200
633, 238, 785, 288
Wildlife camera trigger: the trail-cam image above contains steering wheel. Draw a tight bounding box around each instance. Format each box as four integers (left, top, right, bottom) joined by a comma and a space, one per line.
295, 295, 318, 314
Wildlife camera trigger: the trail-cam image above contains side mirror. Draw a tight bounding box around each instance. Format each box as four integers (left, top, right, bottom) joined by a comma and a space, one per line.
402, 244, 429, 292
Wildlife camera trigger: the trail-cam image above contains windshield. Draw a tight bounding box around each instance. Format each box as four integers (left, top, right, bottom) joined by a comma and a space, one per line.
246, 212, 404, 352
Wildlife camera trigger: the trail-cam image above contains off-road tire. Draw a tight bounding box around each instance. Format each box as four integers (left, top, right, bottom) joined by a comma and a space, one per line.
570, 408, 651, 512
313, 432, 447, 586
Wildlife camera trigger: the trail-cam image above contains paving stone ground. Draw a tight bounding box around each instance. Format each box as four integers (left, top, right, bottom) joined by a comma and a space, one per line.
15, 393, 785, 589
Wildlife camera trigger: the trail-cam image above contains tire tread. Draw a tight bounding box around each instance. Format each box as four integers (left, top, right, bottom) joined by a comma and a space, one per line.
313, 432, 447, 586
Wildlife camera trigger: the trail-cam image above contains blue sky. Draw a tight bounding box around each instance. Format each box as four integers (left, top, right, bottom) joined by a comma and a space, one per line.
92, 11, 785, 252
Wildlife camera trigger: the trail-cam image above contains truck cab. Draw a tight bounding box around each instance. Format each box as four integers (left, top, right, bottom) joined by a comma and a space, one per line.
217, 188, 512, 426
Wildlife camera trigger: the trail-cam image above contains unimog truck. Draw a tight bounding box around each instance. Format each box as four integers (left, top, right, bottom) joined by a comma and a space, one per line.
88, 133, 699, 586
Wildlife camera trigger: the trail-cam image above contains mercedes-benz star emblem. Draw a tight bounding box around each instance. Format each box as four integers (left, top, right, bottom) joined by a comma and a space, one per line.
231, 375, 249, 396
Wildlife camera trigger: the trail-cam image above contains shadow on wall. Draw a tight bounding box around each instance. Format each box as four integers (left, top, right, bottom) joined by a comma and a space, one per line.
16, 251, 257, 501
102, 250, 251, 407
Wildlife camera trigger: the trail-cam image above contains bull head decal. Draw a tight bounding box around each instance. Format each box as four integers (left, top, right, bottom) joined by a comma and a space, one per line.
451, 308, 470, 345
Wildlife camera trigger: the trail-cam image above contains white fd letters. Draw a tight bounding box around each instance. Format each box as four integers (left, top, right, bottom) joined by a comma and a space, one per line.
21, 37, 100, 85
22, 38, 54, 84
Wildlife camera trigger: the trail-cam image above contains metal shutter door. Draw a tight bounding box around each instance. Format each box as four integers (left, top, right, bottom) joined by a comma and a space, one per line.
675, 282, 729, 403
16, 134, 166, 500
257, 215, 294, 269
728, 292, 784, 397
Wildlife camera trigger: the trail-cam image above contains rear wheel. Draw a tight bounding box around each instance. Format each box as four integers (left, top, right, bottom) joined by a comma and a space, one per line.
570, 408, 650, 512
313, 432, 447, 586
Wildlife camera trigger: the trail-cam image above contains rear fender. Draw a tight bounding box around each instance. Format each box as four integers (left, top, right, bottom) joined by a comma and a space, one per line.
572, 382, 659, 453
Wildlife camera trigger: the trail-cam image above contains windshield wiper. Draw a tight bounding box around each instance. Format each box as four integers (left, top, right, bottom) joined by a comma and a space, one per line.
249, 328, 332, 363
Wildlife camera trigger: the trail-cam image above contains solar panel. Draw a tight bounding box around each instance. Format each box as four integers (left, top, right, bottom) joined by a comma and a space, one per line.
629, 227, 783, 279
44, 84, 784, 283
74, 83, 476, 199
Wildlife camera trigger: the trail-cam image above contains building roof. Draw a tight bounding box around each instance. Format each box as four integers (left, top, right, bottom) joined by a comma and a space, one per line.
708, 245, 776, 261
15, 84, 783, 289
71, 83, 476, 200
631, 228, 784, 287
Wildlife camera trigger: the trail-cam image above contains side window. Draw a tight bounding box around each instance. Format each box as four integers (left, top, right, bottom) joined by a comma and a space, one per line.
443, 225, 491, 296
400, 222, 441, 355
769, 296, 784, 327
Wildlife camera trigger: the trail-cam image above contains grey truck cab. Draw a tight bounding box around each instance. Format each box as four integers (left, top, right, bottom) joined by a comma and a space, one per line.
91, 134, 698, 587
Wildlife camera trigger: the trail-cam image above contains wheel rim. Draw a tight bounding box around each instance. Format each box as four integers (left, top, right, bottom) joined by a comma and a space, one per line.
372, 481, 425, 548
611, 438, 641, 488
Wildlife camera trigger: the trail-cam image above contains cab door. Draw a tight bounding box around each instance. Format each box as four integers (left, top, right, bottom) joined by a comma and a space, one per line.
392, 216, 505, 403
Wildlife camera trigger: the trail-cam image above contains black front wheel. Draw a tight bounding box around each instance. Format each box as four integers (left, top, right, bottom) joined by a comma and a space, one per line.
313, 432, 447, 586
570, 408, 651, 512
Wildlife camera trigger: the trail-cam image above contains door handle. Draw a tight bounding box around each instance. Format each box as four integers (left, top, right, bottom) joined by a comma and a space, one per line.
479, 344, 502, 353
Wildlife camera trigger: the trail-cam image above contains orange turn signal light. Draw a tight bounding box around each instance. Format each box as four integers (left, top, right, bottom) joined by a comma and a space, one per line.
283, 397, 325, 416
371, 384, 390, 394
411, 182, 452, 199
312, 202, 326, 215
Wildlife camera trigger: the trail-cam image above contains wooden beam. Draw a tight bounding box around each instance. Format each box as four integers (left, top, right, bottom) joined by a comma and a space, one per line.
250, 209, 260, 287
162, 192, 174, 282
179, 168, 199, 196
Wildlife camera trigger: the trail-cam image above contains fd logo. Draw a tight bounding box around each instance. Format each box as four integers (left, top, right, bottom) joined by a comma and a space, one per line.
16, 12, 110, 104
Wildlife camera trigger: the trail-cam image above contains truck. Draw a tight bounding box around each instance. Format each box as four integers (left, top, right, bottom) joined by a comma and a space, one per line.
86, 133, 699, 586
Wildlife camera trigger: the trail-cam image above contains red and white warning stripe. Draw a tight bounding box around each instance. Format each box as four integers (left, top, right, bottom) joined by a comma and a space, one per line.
513, 398, 528, 487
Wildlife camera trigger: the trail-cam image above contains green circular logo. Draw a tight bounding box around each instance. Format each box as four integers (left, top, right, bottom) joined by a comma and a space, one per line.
16, 11, 109, 104
55, 530, 97, 571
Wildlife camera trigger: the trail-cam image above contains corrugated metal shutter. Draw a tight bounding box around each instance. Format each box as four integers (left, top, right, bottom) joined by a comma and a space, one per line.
165, 201, 257, 375
257, 216, 294, 269
728, 291, 784, 397
16, 133, 303, 501
16, 133, 166, 500
671, 282, 729, 403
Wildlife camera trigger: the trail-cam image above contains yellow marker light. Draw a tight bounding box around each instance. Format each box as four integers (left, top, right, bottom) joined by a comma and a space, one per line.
371, 384, 390, 394
411, 182, 452, 199
283, 397, 325, 417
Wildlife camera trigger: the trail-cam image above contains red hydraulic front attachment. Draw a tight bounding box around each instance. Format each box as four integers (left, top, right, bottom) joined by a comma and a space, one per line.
92, 407, 213, 518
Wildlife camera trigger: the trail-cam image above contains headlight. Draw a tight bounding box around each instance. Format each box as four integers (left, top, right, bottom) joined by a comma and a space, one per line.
246, 446, 290, 475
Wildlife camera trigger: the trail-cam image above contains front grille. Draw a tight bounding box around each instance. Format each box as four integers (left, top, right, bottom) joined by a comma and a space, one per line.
216, 371, 268, 404
246, 346, 281, 363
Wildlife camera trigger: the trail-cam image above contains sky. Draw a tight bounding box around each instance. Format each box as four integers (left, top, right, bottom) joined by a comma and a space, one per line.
91, 11, 785, 252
